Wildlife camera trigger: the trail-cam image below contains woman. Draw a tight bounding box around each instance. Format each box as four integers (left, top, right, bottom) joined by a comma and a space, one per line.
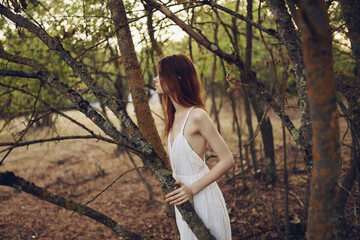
155, 54, 233, 240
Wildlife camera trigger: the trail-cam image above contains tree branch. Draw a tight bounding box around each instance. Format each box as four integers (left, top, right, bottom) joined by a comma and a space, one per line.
0, 135, 117, 152
0, 171, 147, 240
0, 79, 44, 164
202, 0, 280, 40
0, 69, 38, 78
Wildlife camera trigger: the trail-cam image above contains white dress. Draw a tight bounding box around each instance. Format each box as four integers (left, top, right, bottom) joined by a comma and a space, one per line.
168, 107, 232, 240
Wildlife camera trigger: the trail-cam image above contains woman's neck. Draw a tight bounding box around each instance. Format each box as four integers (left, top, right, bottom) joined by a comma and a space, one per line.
170, 97, 191, 114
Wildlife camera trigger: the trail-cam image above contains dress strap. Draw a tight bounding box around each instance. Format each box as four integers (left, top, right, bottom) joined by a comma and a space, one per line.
180, 107, 194, 135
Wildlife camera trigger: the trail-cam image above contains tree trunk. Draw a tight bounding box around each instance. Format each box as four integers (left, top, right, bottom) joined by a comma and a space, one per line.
266, 0, 313, 168
231, 0, 259, 177
107, 0, 169, 169
247, 90, 275, 183
333, 156, 357, 240
298, 1, 341, 239
107, 43, 131, 155
282, 81, 290, 239
230, 92, 247, 189
144, 1, 164, 59
339, 1, 360, 194
244, 0, 259, 177
339, 0, 360, 85
333, 53, 360, 240
107, 43, 128, 112
106, 0, 180, 237
210, 23, 221, 133
220, 57, 247, 189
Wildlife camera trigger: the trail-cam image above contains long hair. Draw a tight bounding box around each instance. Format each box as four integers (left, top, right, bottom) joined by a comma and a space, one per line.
158, 54, 206, 137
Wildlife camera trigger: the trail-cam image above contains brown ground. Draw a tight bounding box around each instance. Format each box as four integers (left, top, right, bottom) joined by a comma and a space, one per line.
0, 98, 358, 239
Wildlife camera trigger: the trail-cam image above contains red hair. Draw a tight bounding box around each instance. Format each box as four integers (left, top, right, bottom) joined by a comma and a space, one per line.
158, 54, 206, 137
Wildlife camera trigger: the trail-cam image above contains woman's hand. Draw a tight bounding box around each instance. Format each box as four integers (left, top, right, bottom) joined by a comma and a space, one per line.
166, 182, 194, 206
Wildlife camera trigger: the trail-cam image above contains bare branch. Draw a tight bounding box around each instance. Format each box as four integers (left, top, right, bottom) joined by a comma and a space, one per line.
81, 166, 147, 208
0, 69, 38, 78
0, 171, 148, 240
0, 80, 44, 164
202, 0, 280, 40
0, 135, 117, 152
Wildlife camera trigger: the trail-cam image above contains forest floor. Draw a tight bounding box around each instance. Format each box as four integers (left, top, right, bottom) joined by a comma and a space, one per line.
0, 98, 359, 239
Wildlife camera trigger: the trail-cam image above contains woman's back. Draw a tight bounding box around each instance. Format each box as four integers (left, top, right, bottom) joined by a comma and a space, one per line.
168, 107, 207, 177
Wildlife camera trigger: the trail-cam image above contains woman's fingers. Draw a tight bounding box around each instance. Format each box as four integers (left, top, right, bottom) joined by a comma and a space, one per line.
166, 188, 181, 198
166, 181, 185, 199
170, 195, 190, 205
165, 181, 193, 205
166, 191, 192, 205
175, 198, 189, 206
166, 194, 178, 202
166, 189, 185, 202
170, 195, 187, 204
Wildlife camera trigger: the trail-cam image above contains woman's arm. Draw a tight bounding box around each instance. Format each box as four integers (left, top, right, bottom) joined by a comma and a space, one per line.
166, 109, 234, 206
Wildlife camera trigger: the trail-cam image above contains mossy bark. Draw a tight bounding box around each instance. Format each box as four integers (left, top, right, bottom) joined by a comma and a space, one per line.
266, 0, 313, 168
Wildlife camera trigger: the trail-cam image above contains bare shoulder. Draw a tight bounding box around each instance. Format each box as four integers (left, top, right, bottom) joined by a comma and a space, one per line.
191, 108, 213, 128
191, 108, 210, 122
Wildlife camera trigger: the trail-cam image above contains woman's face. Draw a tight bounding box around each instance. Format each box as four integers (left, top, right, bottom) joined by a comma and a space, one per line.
154, 75, 164, 95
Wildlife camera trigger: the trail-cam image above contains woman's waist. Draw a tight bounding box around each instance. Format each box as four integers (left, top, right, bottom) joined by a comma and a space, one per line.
172, 165, 209, 180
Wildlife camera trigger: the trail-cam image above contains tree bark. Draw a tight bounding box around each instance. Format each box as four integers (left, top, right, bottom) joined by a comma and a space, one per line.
266, 0, 313, 168
339, 0, 360, 84
298, 1, 341, 239
144, 2, 164, 59
107, 0, 170, 169
333, 158, 358, 240
247, 91, 275, 182
333, 65, 360, 240
242, 0, 259, 177
106, 1, 180, 237
210, 23, 221, 133
229, 93, 247, 189
107, 43, 128, 112
339, 1, 360, 195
